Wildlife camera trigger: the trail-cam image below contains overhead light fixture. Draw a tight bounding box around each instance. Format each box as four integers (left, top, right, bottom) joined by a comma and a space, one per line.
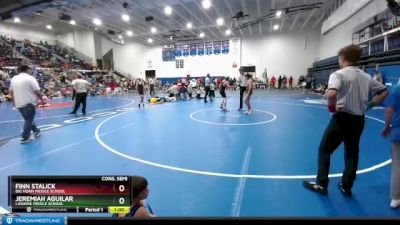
69, 20, 76, 25
94, 27, 98, 31
46, 24, 53, 29
118, 35, 123, 39
126, 30, 133, 36
186, 22, 193, 29
216, 17, 224, 26
169, 36, 174, 40
14, 17, 21, 23
202, 0, 212, 9
93, 18, 102, 26
122, 14, 130, 22
273, 24, 280, 31
151, 27, 157, 33
199, 32, 205, 38
276, 10, 283, 18
164, 6, 172, 15
225, 29, 232, 36
148, 38, 153, 43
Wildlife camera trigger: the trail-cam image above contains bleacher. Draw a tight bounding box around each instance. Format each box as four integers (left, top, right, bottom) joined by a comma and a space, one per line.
309, 46, 400, 86
0, 35, 94, 70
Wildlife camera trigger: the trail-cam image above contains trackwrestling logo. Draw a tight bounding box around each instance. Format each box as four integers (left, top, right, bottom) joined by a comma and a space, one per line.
2, 217, 64, 225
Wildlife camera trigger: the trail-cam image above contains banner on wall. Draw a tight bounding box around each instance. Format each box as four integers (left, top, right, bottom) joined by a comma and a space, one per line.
175, 44, 182, 57
213, 41, 221, 55
162, 45, 176, 61
222, 40, 230, 54
190, 43, 197, 56
205, 42, 213, 55
182, 44, 190, 57
197, 43, 205, 56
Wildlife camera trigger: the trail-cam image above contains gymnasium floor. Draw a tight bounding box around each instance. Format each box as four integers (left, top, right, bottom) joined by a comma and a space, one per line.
0, 90, 398, 217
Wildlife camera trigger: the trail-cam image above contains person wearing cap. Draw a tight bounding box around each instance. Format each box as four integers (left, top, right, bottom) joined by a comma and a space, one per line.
9, 65, 44, 144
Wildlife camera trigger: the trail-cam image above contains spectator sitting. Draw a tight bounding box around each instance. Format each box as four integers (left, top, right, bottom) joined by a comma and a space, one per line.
373, 70, 384, 84
313, 84, 328, 95
196, 87, 203, 99
210, 83, 215, 98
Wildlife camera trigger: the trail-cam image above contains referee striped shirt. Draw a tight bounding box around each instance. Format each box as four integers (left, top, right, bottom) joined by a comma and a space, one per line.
328, 66, 387, 116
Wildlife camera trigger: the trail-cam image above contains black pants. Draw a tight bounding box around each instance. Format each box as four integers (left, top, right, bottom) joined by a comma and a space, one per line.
239, 86, 246, 109
317, 112, 365, 189
150, 84, 155, 96
72, 92, 88, 113
204, 86, 211, 102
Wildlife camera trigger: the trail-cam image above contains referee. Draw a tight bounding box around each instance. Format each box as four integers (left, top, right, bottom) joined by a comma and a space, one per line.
303, 45, 389, 197
69, 74, 91, 115
238, 67, 247, 111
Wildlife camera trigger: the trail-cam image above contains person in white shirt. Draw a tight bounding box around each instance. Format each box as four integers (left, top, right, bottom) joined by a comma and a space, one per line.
149, 78, 155, 96
238, 68, 247, 111
9, 65, 44, 144
303, 45, 389, 197
204, 74, 212, 102
70, 74, 91, 115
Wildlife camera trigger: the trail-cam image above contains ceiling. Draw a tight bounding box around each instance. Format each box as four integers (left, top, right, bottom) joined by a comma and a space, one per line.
1, 0, 334, 46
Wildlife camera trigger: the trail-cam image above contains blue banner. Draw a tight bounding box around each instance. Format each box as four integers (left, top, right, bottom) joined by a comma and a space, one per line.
222, 40, 230, 54
197, 43, 205, 56
213, 41, 221, 55
162, 48, 176, 61
2, 217, 65, 225
175, 44, 182, 57
205, 42, 213, 55
190, 43, 197, 56
182, 44, 190, 57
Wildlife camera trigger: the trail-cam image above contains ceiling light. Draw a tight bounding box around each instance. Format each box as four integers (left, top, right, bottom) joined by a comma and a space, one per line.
225, 29, 232, 35
164, 6, 172, 15
148, 38, 153, 43
126, 30, 133, 36
151, 27, 157, 33
46, 25, 53, 29
122, 14, 130, 22
216, 17, 224, 26
169, 36, 174, 40
118, 35, 123, 39
202, 0, 212, 9
199, 32, 205, 38
273, 24, 280, 30
69, 20, 76, 25
14, 17, 20, 23
276, 10, 283, 18
93, 18, 102, 26
186, 22, 193, 29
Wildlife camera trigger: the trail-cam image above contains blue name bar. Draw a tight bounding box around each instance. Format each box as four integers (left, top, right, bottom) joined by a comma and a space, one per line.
2, 217, 65, 225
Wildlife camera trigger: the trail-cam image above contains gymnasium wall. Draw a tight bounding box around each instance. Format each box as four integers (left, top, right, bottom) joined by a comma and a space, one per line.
73, 30, 96, 64
0, 22, 56, 44
100, 36, 147, 77
241, 29, 321, 80
144, 30, 321, 81
143, 39, 241, 79
318, 0, 388, 59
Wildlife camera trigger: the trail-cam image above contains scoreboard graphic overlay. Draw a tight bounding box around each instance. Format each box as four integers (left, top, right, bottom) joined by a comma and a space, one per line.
8, 176, 131, 214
